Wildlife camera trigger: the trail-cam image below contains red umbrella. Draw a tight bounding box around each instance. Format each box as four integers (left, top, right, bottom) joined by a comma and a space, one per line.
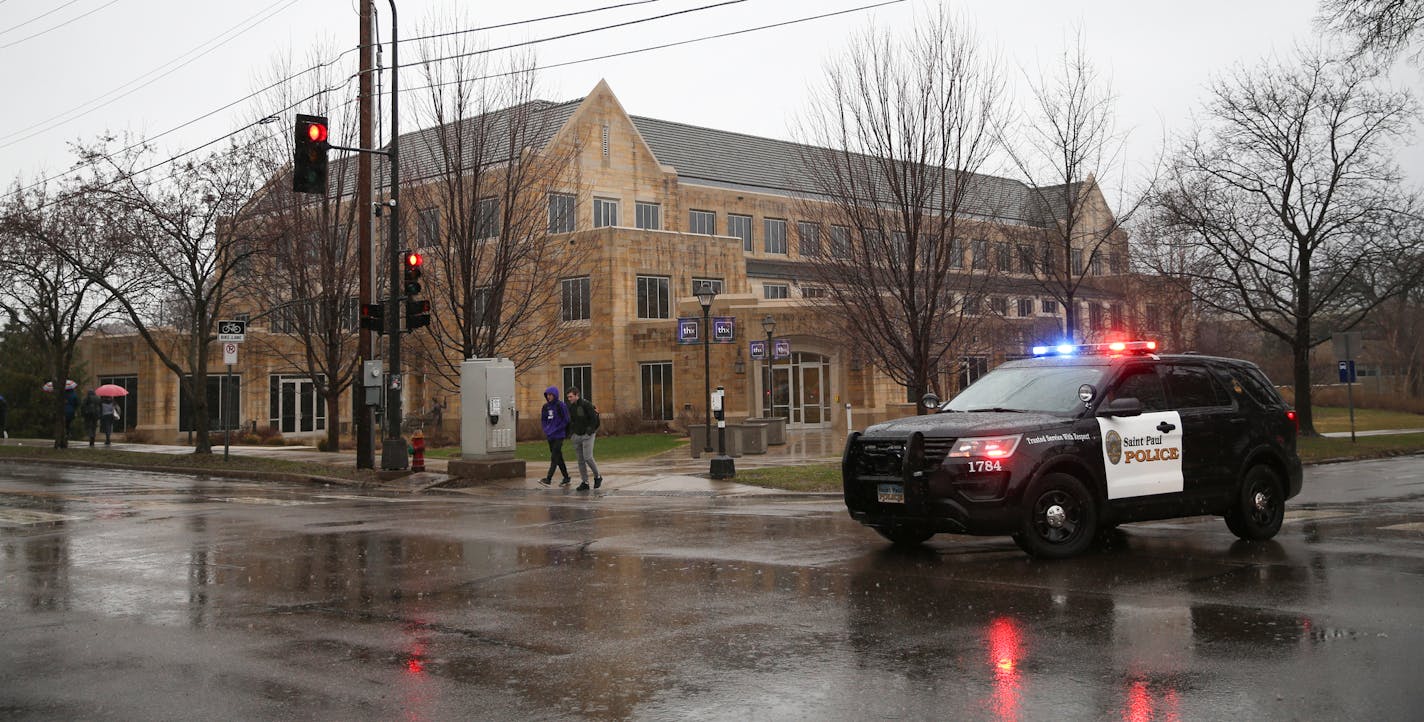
95, 383, 129, 397
42, 379, 78, 392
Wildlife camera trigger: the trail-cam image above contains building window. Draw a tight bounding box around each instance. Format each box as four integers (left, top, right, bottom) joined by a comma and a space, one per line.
764, 218, 787, 254
971, 239, 989, 270
798, 221, 821, 257
417, 207, 440, 247
636, 275, 670, 319
959, 356, 989, 390
562, 365, 593, 403
691, 277, 723, 295
1146, 304, 1163, 331
1111, 303, 1125, 329
728, 214, 752, 252
802, 286, 827, 299
640, 361, 674, 421
548, 193, 575, 234
1042, 298, 1058, 315
990, 296, 1008, 316
179, 374, 240, 432
476, 196, 500, 239
96, 375, 138, 430
561, 276, 590, 322
830, 225, 850, 258
689, 209, 715, 235
949, 238, 964, 269
593, 197, 619, 228
996, 242, 1012, 272
1071, 248, 1085, 275
764, 283, 790, 300
1017, 298, 1034, 318
891, 231, 908, 263
472, 286, 494, 328
1090, 252, 1104, 276
963, 294, 982, 315
1089, 302, 1104, 330
1109, 252, 1124, 274
1018, 244, 1036, 274
635, 201, 661, 230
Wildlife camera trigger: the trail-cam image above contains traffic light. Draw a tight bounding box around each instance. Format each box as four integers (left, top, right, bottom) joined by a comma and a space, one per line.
403, 250, 423, 296
406, 298, 431, 332
359, 303, 384, 334
293, 113, 329, 194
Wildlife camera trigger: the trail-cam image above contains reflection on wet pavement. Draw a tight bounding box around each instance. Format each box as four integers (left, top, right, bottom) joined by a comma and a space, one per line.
1, 459, 1423, 719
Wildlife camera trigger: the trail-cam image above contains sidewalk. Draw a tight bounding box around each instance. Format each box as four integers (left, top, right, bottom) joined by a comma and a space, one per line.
1, 430, 846, 498
1320, 427, 1424, 438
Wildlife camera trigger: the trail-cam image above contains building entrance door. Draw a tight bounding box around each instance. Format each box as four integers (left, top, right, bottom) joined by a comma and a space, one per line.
763, 352, 832, 428
279, 377, 316, 434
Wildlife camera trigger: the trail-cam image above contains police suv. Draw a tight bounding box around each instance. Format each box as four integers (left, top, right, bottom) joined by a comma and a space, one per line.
842, 341, 1302, 558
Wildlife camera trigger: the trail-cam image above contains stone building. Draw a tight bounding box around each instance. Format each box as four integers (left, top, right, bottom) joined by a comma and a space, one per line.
79, 81, 1143, 443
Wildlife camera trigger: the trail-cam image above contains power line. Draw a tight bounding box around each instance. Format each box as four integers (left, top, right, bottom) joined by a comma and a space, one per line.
401, 0, 663, 45
0, 0, 84, 35
0, 0, 299, 149
0, 0, 122, 50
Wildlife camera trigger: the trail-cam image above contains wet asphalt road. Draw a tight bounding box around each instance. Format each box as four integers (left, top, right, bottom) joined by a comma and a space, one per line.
2, 458, 1423, 721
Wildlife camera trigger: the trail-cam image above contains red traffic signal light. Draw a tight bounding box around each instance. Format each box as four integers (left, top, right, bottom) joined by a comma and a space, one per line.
404, 251, 423, 268
293, 113, 330, 194
306, 122, 328, 143
359, 303, 385, 334
403, 250, 424, 296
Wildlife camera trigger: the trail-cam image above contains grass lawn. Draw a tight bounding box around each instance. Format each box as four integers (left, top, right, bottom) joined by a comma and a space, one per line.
426, 433, 687, 462
0, 444, 371, 482
735, 464, 842, 493
1310, 406, 1424, 434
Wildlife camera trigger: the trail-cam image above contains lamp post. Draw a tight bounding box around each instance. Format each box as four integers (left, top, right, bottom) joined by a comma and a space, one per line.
761, 314, 776, 419
697, 284, 715, 454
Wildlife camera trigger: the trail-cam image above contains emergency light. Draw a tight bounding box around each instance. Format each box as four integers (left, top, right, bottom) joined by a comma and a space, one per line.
1032, 340, 1158, 357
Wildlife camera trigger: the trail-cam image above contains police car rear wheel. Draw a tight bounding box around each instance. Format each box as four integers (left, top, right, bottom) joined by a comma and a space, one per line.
1013, 473, 1098, 559
874, 525, 935, 546
1225, 465, 1284, 541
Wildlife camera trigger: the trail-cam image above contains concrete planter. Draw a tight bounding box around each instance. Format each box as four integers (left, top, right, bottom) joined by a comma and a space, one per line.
743, 416, 787, 445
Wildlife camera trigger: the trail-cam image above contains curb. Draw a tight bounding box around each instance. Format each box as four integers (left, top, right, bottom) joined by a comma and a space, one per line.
2, 455, 366, 489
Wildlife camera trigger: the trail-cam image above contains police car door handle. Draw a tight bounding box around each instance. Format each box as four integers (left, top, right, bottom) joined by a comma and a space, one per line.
1157, 421, 1177, 433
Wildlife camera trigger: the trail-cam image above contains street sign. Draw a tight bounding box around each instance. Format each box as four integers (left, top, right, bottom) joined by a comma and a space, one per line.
1337, 360, 1356, 383
223, 342, 238, 365
217, 319, 247, 343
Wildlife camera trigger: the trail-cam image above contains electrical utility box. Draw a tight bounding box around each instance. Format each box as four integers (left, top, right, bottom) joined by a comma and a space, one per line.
461, 357, 517, 459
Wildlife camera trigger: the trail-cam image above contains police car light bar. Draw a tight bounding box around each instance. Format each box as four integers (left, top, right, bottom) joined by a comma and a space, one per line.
1032, 340, 1158, 357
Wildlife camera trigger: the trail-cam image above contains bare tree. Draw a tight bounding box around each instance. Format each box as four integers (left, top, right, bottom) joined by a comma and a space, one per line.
71, 137, 262, 453
0, 182, 126, 447
1319, 0, 1424, 62
1002, 31, 1145, 343
406, 21, 582, 398
796, 10, 1007, 409
240, 51, 364, 452
1147, 47, 1421, 435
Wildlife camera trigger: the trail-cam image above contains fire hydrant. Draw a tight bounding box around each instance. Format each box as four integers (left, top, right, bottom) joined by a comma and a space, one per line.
411, 430, 426, 472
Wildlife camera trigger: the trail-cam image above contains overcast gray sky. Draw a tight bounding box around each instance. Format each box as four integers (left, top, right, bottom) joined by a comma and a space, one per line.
2, 0, 1419, 196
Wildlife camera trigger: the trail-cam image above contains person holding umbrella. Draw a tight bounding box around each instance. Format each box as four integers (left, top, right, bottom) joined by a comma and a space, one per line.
81, 390, 101, 447
95, 383, 127, 447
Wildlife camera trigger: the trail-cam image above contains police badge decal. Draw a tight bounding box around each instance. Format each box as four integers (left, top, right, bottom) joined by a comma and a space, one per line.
1105, 429, 1123, 465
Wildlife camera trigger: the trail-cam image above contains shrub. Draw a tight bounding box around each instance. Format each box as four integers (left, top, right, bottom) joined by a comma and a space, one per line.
123, 427, 154, 444
1283, 386, 1424, 415
317, 438, 344, 452
240, 433, 261, 445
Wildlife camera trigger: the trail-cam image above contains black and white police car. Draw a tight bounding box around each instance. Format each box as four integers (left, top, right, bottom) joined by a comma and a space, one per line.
842, 341, 1302, 558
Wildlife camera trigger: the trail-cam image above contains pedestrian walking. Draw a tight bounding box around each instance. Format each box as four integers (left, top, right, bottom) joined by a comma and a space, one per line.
60, 387, 79, 448
565, 387, 602, 491
99, 397, 120, 446
0, 393, 8, 439
538, 386, 572, 487
81, 390, 101, 447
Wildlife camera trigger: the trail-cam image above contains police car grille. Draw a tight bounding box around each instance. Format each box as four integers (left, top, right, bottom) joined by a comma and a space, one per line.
853, 440, 905, 477
922, 437, 956, 466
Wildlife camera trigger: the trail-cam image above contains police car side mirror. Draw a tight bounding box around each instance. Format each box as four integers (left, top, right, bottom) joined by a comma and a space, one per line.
1098, 398, 1143, 418
921, 393, 940, 410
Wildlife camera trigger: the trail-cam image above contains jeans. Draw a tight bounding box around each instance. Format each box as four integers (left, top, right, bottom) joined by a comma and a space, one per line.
570, 433, 600, 484
546, 438, 569, 480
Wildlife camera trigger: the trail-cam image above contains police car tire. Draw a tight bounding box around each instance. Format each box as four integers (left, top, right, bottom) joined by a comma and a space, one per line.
874, 525, 935, 546
1225, 465, 1284, 541
1013, 473, 1098, 559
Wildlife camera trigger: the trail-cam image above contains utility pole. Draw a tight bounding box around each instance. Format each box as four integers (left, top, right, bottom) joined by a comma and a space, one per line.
355, 0, 375, 469
380, 0, 407, 470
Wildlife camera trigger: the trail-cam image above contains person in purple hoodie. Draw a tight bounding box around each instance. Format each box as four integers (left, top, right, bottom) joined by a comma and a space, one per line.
538, 386, 572, 487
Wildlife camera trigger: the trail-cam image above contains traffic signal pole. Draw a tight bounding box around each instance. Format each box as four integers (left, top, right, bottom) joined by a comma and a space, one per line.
380, 0, 408, 471
355, 0, 375, 469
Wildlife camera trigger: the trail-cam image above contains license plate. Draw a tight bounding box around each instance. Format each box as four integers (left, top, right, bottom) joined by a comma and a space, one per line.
877, 483, 904, 504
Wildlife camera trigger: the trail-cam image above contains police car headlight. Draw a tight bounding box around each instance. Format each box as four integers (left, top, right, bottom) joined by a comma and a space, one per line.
948, 435, 1021, 460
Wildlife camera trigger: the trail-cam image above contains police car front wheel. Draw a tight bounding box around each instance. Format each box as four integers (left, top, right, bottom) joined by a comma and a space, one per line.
1013, 473, 1099, 559
1225, 465, 1284, 541
874, 525, 935, 546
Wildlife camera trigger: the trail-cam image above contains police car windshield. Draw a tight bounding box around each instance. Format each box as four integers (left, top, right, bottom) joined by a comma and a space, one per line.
945, 365, 1107, 416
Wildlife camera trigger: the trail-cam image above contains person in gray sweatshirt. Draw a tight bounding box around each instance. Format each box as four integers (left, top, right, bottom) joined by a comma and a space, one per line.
565, 387, 603, 491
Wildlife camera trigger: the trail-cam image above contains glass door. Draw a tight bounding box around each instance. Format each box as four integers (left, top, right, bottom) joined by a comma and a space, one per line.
800, 363, 823, 425
278, 378, 316, 433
